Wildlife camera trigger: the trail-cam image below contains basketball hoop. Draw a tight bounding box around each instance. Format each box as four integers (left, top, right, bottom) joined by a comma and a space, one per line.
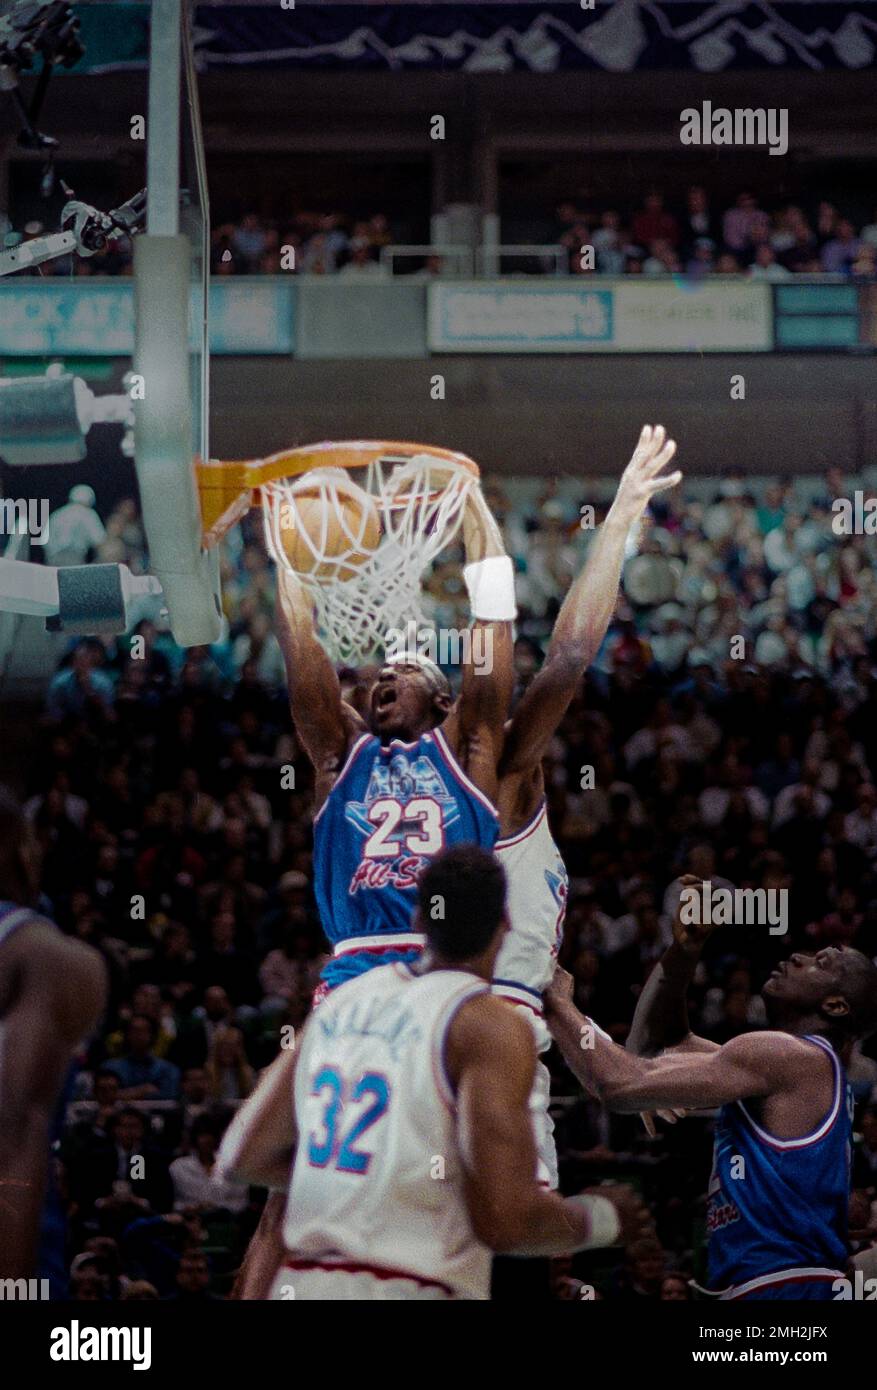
196, 441, 480, 664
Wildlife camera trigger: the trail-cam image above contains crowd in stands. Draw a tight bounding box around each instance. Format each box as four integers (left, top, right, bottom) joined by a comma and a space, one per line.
0, 207, 397, 279
558, 189, 877, 280
209, 210, 395, 277
8, 188, 877, 281
19, 467, 877, 1299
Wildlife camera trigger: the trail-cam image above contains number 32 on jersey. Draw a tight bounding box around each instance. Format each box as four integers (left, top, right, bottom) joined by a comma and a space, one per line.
307, 1066, 390, 1175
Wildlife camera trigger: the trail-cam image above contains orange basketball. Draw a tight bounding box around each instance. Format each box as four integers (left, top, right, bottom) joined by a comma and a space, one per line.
277, 471, 381, 584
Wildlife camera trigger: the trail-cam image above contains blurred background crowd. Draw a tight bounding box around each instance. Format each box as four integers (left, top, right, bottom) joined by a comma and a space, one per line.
6, 187, 877, 280
19, 467, 877, 1300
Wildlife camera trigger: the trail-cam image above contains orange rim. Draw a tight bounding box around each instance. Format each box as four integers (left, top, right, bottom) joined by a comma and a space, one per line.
196, 440, 480, 548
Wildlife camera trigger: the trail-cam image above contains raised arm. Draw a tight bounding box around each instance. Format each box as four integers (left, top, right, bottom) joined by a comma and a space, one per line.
275, 569, 365, 807
545, 967, 802, 1114
449, 994, 653, 1256
442, 486, 515, 800
627, 875, 719, 1058
500, 425, 680, 777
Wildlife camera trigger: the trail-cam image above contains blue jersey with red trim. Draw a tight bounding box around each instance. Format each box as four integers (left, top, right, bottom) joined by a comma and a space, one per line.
706, 1035, 851, 1298
313, 728, 499, 989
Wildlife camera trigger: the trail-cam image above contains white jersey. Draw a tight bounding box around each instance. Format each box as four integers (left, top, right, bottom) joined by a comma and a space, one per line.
493, 801, 568, 1029
493, 802, 567, 1190
281, 963, 493, 1300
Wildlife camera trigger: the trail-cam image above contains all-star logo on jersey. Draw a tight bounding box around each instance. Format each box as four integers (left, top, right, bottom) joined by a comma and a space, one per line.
545, 863, 568, 956
346, 748, 456, 894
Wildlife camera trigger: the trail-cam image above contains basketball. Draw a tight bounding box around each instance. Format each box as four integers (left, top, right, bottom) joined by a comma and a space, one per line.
277, 470, 380, 583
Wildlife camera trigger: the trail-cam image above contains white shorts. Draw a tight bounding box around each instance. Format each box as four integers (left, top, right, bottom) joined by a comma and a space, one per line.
270, 1264, 458, 1301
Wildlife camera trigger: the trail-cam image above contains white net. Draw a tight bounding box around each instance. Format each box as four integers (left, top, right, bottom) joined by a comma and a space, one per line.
261, 447, 478, 664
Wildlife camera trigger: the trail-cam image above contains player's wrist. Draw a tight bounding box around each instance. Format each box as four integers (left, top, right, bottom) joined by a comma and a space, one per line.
605, 499, 641, 532
566, 1193, 621, 1250
464, 555, 517, 621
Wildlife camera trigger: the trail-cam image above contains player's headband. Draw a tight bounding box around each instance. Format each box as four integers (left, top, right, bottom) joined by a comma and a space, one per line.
384, 650, 451, 698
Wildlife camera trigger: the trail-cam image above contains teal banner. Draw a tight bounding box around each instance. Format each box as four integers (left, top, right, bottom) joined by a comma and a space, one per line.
0, 278, 296, 356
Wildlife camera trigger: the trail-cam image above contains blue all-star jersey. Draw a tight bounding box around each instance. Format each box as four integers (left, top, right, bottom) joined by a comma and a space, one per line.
706, 1034, 852, 1300
313, 727, 499, 989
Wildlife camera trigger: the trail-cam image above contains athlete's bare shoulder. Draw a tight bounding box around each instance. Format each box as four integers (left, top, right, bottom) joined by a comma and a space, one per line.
722, 1029, 835, 1092
445, 989, 536, 1090
0, 917, 106, 1039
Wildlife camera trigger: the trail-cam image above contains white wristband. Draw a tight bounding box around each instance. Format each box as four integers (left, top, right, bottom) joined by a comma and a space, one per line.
463, 555, 517, 621
568, 1193, 621, 1251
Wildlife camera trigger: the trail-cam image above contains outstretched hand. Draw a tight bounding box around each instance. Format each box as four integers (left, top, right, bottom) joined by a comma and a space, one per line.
610, 424, 681, 527
671, 873, 717, 957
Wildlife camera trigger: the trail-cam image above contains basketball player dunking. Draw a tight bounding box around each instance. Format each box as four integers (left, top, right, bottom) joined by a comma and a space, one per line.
544, 876, 877, 1300
492, 424, 680, 1186
0, 788, 106, 1285
219, 846, 653, 1300
231, 431, 680, 1296
231, 482, 518, 1298
275, 480, 515, 995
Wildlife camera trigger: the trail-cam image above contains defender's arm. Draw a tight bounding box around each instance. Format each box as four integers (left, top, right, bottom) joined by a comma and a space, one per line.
546, 973, 797, 1113
443, 487, 515, 800
627, 875, 719, 1058
217, 1044, 299, 1190
449, 995, 651, 1255
501, 426, 680, 777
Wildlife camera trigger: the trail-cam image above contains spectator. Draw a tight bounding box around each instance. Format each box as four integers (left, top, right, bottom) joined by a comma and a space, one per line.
748, 244, 791, 280
679, 185, 718, 258
169, 1117, 248, 1213
338, 237, 387, 278
231, 213, 268, 271
164, 1251, 223, 1302
591, 210, 626, 274
722, 191, 770, 256
631, 191, 679, 250
46, 641, 115, 721
104, 1016, 181, 1101
821, 219, 861, 274
204, 1026, 255, 1103
44, 486, 107, 566
69, 1107, 173, 1214
685, 237, 715, 278
860, 207, 877, 249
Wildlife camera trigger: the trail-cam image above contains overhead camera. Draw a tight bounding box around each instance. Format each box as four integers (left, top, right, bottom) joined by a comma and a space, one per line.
0, 0, 85, 150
